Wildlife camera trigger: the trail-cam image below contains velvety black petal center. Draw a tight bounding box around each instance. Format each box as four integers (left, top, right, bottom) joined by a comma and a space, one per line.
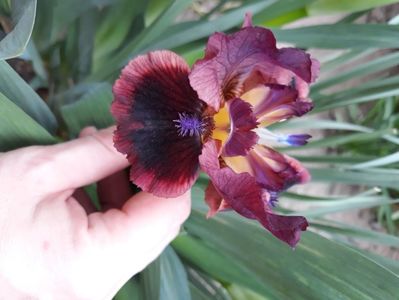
112, 51, 205, 197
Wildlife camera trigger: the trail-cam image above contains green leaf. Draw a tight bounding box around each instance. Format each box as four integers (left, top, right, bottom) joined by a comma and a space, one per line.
145, 0, 172, 25
0, 0, 36, 59
0, 0, 11, 14
309, 168, 399, 189
25, 39, 47, 81
173, 234, 264, 294
150, 0, 275, 53
93, 0, 147, 67
253, 0, 313, 26
76, 10, 96, 80
89, 0, 191, 81
140, 246, 191, 300
182, 189, 399, 299
291, 154, 373, 165
0, 60, 57, 133
349, 151, 399, 169
273, 24, 399, 49
319, 49, 373, 73
288, 196, 399, 218
312, 51, 399, 92
228, 284, 267, 300
278, 128, 396, 151
89, 0, 275, 81
114, 278, 141, 300
187, 268, 232, 300
0, 91, 55, 151
60, 83, 113, 137
272, 118, 378, 132
310, 219, 399, 247
356, 249, 399, 276
308, 0, 399, 15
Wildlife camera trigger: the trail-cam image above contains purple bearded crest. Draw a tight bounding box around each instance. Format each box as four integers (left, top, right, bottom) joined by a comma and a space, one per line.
111, 14, 320, 247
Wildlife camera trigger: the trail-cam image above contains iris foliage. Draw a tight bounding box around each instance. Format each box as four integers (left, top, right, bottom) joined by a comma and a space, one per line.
0, 0, 398, 299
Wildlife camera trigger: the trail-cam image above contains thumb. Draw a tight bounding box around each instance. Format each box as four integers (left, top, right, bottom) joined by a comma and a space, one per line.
85, 190, 191, 296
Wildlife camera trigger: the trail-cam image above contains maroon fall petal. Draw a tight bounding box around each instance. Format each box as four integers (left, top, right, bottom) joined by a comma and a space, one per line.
311, 58, 320, 83
247, 145, 310, 194
223, 98, 259, 157
200, 140, 308, 247
251, 84, 313, 125
204, 181, 231, 218
111, 50, 204, 197
189, 20, 316, 111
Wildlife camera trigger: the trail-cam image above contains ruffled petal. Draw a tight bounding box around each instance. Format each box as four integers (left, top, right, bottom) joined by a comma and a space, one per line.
189, 25, 316, 111
223, 98, 259, 157
111, 50, 204, 197
241, 84, 313, 126
200, 140, 308, 247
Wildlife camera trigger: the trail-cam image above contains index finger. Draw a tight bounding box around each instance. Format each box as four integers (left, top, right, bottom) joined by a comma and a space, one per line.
25, 127, 130, 192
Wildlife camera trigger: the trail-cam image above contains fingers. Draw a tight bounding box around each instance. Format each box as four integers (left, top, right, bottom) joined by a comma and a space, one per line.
79, 127, 134, 212
21, 127, 130, 193
87, 191, 191, 273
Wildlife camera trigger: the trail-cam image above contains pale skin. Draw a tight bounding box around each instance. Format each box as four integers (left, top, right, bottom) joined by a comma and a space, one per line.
0, 127, 191, 300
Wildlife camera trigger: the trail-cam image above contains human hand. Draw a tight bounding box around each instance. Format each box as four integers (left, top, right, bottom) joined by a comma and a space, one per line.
0, 127, 191, 300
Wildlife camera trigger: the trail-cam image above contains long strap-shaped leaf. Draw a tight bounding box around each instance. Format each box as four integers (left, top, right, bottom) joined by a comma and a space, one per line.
178, 191, 399, 300
0, 0, 36, 60
0, 92, 55, 151
0, 60, 57, 133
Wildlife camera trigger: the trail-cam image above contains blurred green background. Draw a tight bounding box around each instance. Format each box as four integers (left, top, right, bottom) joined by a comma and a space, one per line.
1, 0, 399, 299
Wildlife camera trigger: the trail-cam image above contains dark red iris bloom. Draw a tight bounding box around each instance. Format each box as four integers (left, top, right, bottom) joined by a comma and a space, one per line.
111, 15, 319, 247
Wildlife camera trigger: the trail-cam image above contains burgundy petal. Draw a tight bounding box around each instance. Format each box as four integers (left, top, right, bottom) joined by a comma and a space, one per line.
223, 98, 259, 157
189, 25, 316, 111
204, 181, 231, 218
247, 145, 310, 194
111, 50, 204, 197
200, 140, 308, 247
311, 58, 320, 83
242, 84, 313, 126
242, 12, 253, 28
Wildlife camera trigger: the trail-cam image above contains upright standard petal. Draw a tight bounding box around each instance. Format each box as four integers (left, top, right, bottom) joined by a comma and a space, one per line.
189, 24, 316, 111
111, 50, 204, 197
200, 140, 308, 247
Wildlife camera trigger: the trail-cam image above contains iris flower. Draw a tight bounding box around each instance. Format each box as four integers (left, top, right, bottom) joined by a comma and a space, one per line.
111, 15, 319, 247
